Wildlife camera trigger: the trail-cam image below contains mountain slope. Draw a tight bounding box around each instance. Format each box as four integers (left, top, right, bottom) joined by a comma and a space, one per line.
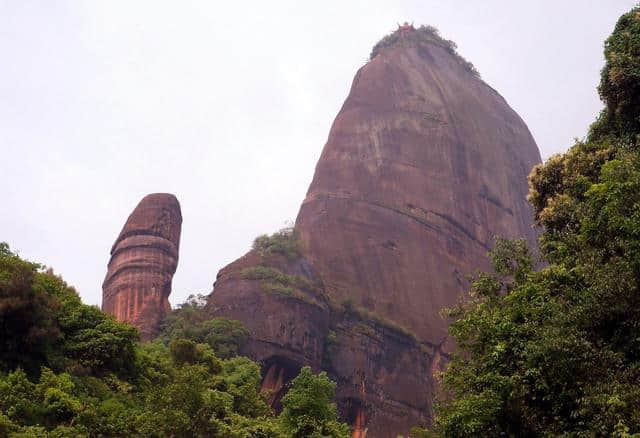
206, 26, 541, 436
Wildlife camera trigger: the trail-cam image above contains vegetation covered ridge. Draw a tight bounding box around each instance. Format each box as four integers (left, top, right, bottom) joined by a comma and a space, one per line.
239, 266, 326, 308
369, 24, 479, 77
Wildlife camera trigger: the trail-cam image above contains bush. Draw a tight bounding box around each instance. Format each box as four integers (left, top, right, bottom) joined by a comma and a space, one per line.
240, 266, 317, 293
240, 266, 325, 308
160, 295, 250, 360
369, 25, 479, 77
340, 298, 418, 342
279, 366, 350, 438
252, 226, 300, 260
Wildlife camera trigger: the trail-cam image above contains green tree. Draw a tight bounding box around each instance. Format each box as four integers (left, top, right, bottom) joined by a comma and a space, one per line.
0, 243, 138, 378
279, 366, 350, 438
593, 6, 640, 146
160, 295, 249, 359
0, 245, 60, 375
201, 318, 249, 359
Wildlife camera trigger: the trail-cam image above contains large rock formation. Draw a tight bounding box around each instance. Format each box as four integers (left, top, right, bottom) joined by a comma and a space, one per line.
102, 193, 182, 340
297, 26, 541, 348
206, 26, 541, 436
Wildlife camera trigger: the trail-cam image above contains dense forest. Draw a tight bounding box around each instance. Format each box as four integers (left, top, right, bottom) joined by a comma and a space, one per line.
0, 243, 349, 437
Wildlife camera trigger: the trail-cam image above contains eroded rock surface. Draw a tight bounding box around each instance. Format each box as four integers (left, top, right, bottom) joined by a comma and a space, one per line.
102, 193, 182, 340
207, 27, 541, 436
206, 243, 330, 396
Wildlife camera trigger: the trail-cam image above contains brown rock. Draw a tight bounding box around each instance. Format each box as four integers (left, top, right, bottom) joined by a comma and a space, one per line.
102, 193, 182, 340
297, 27, 540, 348
206, 242, 331, 393
207, 27, 541, 436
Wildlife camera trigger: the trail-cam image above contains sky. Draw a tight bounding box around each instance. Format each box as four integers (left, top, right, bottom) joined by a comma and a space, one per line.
1, 0, 637, 307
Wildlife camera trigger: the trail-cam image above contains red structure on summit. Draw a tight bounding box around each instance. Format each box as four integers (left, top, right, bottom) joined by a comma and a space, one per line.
397, 21, 415, 37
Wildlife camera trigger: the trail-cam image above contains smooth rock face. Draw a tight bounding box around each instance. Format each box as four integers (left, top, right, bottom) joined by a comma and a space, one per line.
207, 30, 540, 436
102, 193, 182, 340
296, 34, 541, 348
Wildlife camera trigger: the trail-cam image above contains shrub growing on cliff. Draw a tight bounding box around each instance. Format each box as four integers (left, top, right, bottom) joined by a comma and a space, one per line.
240, 266, 325, 307
340, 297, 418, 342
240, 266, 314, 291
369, 25, 479, 77
252, 226, 300, 260
426, 6, 640, 436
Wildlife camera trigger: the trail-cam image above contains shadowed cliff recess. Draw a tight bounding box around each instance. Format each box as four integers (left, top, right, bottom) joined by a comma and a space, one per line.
102, 193, 182, 340
206, 24, 541, 436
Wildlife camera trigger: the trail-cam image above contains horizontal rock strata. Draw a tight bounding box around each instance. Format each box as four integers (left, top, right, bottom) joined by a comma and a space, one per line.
102, 193, 182, 340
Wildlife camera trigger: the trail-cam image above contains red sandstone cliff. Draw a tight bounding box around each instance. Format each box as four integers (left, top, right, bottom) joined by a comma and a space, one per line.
102, 193, 182, 340
297, 27, 540, 348
206, 26, 541, 436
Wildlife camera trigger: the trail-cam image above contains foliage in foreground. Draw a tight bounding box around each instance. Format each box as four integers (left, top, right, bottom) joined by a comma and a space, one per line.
279, 367, 350, 438
423, 6, 640, 437
0, 244, 349, 437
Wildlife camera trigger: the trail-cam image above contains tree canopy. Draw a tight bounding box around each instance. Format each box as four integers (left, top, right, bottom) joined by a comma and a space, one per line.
0, 244, 349, 437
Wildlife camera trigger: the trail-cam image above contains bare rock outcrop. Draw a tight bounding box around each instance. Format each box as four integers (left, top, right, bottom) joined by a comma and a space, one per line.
206, 26, 541, 436
296, 25, 540, 348
102, 193, 182, 340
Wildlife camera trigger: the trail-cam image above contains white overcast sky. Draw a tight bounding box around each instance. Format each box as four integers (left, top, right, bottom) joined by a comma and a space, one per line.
1, 1, 636, 307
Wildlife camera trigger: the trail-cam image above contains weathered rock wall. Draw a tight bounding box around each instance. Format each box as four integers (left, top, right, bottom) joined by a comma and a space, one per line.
296, 34, 540, 348
205, 244, 435, 436
207, 28, 541, 436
